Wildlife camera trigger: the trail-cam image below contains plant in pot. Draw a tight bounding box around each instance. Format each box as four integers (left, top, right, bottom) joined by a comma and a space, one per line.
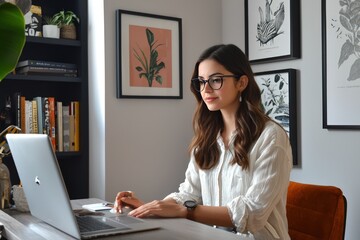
52, 10, 80, 40
42, 15, 60, 39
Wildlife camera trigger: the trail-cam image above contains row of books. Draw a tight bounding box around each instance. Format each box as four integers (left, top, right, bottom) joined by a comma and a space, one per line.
12, 93, 80, 152
14, 60, 78, 77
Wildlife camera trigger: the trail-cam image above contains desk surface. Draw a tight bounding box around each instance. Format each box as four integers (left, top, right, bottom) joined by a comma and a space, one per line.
0, 198, 241, 240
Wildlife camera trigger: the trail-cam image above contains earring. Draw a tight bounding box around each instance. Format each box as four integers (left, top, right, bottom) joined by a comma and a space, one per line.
239, 95, 242, 102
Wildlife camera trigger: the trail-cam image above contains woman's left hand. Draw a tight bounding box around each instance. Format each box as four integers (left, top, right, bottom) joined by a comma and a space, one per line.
128, 200, 187, 218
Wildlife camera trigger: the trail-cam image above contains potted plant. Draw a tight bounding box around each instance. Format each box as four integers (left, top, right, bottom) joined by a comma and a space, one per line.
52, 10, 80, 40
42, 15, 60, 39
0, 2, 25, 82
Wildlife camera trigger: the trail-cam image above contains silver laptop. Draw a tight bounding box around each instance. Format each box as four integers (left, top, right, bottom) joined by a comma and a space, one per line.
6, 133, 160, 239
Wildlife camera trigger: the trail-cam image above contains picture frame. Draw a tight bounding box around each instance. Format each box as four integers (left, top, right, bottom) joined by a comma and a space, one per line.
245, 0, 301, 64
322, 0, 360, 129
116, 9, 182, 99
254, 69, 298, 165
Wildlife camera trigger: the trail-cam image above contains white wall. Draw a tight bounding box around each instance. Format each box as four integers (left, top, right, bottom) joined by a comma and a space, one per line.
88, 0, 105, 200
222, 0, 360, 239
89, 0, 360, 239
89, 0, 222, 203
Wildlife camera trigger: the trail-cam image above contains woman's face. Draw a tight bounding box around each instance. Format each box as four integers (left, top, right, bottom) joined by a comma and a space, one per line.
198, 59, 247, 113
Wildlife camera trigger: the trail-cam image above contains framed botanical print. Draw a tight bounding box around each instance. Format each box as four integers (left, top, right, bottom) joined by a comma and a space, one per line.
322, 0, 360, 129
245, 0, 301, 64
116, 9, 182, 99
255, 69, 298, 165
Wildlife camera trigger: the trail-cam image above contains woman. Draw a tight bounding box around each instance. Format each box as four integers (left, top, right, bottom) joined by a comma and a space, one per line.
114, 44, 292, 239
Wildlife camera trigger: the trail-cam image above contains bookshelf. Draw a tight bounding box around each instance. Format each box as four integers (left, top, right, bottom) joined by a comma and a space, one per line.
0, 0, 89, 199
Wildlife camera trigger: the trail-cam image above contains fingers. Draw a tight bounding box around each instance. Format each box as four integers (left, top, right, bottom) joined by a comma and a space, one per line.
114, 191, 133, 213
128, 200, 163, 218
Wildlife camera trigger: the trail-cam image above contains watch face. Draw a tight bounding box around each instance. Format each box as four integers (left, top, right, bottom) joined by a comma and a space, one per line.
184, 200, 197, 209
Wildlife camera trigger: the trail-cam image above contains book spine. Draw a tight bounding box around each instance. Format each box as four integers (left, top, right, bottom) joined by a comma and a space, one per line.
32, 99, 38, 134
17, 60, 77, 69
25, 100, 33, 134
43, 97, 50, 135
56, 101, 63, 152
17, 66, 78, 74
34, 97, 43, 134
49, 97, 56, 150
62, 105, 70, 152
12, 92, 21, 128
73, 101, 80, 151
20, 96, 26, 133
69, 102, 75, 151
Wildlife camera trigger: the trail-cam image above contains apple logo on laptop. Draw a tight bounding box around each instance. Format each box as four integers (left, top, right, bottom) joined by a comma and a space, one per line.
35, 176, 41, 185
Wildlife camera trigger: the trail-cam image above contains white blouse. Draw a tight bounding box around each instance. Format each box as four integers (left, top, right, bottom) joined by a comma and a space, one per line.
166, 121, 292, 239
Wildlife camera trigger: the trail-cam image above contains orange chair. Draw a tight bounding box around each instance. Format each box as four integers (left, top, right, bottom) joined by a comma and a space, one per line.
286, 181, 347, 240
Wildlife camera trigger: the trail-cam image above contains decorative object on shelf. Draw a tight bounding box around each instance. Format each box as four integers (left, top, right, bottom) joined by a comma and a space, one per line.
52, 10, 80, 40
116, 9, 182, 99
4, 0, 41, 37
254, 69, 298, 165
245, 0, 301, 64
0, 125, 22, 209
322, 0, 360, 129
0, 2, 25, 81
24, 4, 42, 37
42, 15, 60, 38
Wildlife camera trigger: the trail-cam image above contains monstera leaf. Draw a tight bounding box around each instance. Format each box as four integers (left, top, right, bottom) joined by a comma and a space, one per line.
0, 2, 25, 82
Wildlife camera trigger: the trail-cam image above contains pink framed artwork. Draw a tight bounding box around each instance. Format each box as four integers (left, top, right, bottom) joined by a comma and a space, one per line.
116, 10, 182, 99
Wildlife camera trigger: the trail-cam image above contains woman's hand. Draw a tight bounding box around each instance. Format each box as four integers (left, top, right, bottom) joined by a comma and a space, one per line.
128, 200, 187, 218
114, 191, 144, 213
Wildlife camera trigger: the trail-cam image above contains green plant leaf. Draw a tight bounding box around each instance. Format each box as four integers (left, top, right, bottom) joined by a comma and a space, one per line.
155, 75, 163, 85
0, 3, 25, 82
146, 28, 154, 46
52, 10, 79, 26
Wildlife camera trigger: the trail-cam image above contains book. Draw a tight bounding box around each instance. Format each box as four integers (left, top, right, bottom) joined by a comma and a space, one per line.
43, 97, 50, 135
16, 66, 78, 77
62, 105, 70, 151
69, 106, 75, 151
20, 96, 26, 133
31, 99, 38, 133
49, 97, 56, 150
25, 100, 33, 134
16, 60, 77, 69
56, 101, 63, 152
12, 92, 21, 129
34, 97, 43, 134
73, 101, 80, 151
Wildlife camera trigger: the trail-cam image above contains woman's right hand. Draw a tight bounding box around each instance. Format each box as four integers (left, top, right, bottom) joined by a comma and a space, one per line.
114, 191, 144, 213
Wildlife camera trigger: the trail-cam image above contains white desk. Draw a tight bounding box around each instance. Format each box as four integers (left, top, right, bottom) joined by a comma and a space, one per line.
1, 198, 241, 240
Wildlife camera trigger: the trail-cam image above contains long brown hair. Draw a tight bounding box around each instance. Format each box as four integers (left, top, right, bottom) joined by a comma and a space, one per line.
189, 44, 269, 170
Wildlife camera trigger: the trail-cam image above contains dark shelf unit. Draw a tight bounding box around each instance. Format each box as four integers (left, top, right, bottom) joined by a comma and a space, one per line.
0, 0, 89, 199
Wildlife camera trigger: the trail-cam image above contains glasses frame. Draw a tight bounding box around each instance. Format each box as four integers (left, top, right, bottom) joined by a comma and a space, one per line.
191, 74, 240, 92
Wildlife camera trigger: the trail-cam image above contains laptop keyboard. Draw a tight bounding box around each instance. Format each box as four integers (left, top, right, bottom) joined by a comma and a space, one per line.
76, 216, 116, 233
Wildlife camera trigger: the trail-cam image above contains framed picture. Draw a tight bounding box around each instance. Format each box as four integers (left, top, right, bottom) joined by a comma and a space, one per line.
322, 0, 360, 129
255, 69, 298, 165
245, 0, 301, 64
116, 9, 182, 99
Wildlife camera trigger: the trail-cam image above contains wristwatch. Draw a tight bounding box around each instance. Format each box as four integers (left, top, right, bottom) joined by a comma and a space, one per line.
184, 200, 198, 211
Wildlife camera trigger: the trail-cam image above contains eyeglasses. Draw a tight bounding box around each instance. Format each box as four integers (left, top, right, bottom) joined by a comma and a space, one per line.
191, 75, 240, 92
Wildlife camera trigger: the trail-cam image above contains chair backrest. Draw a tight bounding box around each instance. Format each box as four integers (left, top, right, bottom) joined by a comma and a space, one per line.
286, 181, 347, 240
